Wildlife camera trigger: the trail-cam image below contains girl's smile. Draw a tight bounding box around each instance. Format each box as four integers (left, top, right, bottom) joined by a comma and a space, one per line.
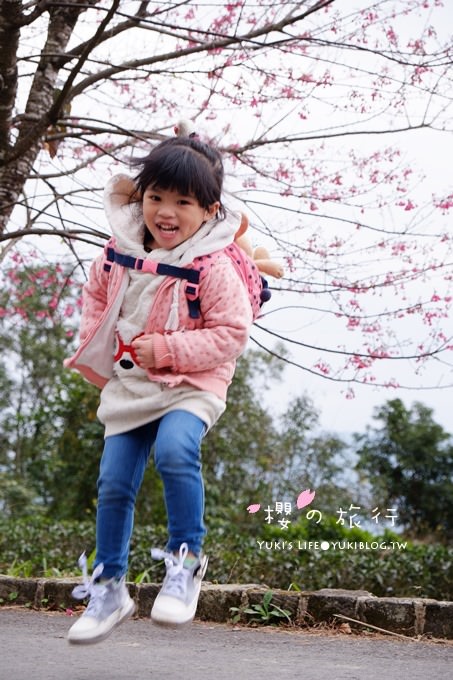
143, 186, 219, 250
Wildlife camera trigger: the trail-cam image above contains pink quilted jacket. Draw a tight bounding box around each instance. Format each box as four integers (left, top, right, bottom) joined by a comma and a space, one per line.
65, 248, 253, 400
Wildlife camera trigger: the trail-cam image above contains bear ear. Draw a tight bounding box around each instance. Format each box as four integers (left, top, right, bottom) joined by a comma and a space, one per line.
235, 212, 249, 239
174, 119, 196, 137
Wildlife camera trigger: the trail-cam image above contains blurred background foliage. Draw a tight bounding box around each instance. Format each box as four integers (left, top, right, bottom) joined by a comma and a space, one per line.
1, 262, 452, 599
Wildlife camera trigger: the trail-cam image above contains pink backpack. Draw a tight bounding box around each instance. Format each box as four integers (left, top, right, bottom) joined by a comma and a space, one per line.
103, 240, 271, 321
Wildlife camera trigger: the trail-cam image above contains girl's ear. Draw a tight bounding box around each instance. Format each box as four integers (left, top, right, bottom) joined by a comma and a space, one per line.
205, 201, 221, 220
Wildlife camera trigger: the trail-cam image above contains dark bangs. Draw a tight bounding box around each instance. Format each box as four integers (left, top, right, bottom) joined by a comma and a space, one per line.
133, 138, 224, 211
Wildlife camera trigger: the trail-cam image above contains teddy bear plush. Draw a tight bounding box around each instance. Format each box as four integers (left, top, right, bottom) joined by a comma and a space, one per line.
234, 213, 284, 279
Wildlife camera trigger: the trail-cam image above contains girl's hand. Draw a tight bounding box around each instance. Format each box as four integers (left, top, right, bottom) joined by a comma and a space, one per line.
131, 334, 155, 368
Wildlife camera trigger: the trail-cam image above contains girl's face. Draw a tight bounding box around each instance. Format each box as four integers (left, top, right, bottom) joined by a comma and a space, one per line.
142, 186, 220, 250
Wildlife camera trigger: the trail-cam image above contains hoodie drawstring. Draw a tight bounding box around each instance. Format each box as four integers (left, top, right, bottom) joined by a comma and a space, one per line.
165, 279, 181, 331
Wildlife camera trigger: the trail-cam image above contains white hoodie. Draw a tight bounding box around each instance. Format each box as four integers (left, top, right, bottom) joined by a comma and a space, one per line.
97, 174, 243, 436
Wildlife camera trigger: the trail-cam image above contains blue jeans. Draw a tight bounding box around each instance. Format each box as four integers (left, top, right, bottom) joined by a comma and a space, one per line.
95, 410, 206, 579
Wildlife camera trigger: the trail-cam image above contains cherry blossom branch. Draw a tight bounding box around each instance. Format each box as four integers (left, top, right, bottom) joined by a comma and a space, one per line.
250, 336, 453, 390
254, 322, 452, 362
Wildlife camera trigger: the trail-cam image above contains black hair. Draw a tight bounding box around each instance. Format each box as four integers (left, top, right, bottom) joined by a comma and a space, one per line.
133, 137, 224, 215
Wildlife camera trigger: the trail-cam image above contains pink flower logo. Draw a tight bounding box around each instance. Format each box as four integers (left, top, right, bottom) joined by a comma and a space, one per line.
296, 489, 316, 509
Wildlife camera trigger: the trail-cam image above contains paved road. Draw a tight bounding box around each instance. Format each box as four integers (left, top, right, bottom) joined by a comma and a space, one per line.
1, 609, 453, 680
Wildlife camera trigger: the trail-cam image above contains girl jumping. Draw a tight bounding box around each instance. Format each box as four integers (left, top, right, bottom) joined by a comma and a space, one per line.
65, 129, 253, 643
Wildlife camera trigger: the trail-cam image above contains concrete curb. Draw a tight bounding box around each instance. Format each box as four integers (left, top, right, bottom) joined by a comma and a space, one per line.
1, 576, 452, 639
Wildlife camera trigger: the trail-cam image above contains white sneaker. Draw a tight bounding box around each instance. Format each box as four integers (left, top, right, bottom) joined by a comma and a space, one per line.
67, 553, 135, 645
150, 543, 208, 626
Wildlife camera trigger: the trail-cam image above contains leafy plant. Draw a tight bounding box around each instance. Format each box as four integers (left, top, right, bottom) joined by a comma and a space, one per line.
230, 590, 292, 625
133, 569, 153, 584
5, 559, 35, 578
1, 515, 453, 602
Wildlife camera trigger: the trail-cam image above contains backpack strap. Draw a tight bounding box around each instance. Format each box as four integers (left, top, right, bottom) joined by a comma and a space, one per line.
103, 243, 271, 323
103, 245, 202, 319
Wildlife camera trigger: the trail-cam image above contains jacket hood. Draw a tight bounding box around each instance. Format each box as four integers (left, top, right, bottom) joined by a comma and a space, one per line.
103, 173, 241, 266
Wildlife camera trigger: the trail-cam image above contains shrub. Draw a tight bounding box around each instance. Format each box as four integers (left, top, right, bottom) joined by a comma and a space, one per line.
1, 515, 452, 600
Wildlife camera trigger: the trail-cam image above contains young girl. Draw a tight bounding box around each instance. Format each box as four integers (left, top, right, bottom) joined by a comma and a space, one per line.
65, 132, 253, 644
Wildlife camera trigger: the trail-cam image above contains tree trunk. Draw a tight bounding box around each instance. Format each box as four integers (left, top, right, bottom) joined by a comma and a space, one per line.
0, 0, 90, 234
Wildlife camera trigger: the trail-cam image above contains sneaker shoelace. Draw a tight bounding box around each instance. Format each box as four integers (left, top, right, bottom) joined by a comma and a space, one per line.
151, 543, 191, 598
71, 552, 108, 617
